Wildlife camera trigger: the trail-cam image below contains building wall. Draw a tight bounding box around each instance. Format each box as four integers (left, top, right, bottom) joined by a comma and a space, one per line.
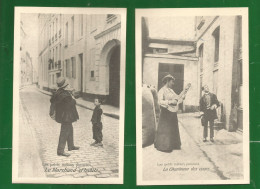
63, 14, 85, 91
20, 22, 26, 87
195, 16, 238, 130
143, 54, 199, 111
38, 14, 122, 104
93, 15, 121, 96
25, 52, 33, 85
38, 14, 51, 90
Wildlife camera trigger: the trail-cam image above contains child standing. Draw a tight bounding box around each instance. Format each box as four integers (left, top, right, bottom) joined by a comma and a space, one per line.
90, 98, 103, 147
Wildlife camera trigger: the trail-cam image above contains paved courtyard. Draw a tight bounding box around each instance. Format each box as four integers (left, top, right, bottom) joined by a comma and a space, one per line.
143, 113, 243, 181
19, 85, 119, 178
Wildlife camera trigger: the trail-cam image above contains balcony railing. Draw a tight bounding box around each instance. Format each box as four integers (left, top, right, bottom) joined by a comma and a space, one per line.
59, 29, 61, 37
49, 39, 51, 46
55, 33, 57, 40
52, 37, 54, 42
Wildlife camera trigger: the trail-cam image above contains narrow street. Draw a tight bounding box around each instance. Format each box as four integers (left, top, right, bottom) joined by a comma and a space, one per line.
19, 85, 119, 178
143, 113, 243, 181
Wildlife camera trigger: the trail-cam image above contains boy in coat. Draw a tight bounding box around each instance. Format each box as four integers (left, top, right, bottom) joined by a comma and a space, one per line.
90, 97, 103, 147
200, 85, 220, 142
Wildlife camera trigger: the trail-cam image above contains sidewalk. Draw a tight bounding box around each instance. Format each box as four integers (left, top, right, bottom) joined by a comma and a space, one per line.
178, 112, 242, 143
37, 87, 119, 119
178, 112, 243, 180
19, 95, 46, 177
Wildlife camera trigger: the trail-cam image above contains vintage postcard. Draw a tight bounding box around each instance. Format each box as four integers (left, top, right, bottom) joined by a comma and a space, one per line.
136, 8, 249, 185
13, 7, 126, 184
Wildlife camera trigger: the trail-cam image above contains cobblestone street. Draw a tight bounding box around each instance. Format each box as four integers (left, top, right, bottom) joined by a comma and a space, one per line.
19, 85, 119, 178
143, 113, 243, 181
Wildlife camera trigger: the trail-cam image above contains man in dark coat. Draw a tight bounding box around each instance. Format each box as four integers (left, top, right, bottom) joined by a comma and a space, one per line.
200, 85, 220, 142
50, 77, 79, 157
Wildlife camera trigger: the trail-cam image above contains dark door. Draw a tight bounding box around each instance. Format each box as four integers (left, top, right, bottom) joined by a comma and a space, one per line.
158, 63, 184, 111
108, 46, 120, 107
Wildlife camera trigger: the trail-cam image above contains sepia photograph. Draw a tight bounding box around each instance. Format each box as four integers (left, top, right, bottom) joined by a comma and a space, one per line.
136, 8, 249, 185
13, 7, 126, 184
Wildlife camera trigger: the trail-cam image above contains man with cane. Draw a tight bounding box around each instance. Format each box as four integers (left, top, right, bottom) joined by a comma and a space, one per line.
200, 85, 220, 142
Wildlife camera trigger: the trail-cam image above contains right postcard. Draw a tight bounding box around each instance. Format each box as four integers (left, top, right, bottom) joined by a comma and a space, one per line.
136, 8, 249, 185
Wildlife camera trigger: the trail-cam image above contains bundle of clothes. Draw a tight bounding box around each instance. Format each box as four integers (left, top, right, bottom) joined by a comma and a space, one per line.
142, 84, 160, 147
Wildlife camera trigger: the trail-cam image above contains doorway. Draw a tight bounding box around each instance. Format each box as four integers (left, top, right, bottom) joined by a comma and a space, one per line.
158, 63, 184, 111
108, 45, 120, 107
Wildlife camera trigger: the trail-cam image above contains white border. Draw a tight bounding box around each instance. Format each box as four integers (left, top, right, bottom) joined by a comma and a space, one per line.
13, 6, 126, 184
136, 8, 249, 185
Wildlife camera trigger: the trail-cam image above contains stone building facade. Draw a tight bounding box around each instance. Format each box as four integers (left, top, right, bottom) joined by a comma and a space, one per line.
38, 14, 121, 107
142, 16, 243, 131
142, 38, 199, 112
142, 18, 199, 112
20, 21, 33, 87
195, 16, 243, 131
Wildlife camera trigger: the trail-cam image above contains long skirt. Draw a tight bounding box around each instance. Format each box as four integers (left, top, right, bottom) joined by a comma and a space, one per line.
154, 107, 181, 152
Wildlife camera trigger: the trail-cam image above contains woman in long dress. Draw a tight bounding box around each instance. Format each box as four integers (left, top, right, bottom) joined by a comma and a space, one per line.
154, 74, 188, 152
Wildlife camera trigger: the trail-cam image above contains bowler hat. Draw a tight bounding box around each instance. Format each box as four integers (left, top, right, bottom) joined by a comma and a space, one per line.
56, 77, 69, 88
162, 74, 175, 84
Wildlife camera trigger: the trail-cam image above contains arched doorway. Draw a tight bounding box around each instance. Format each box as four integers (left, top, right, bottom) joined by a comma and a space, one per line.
108, 45, 120, 107
99, 39, 120, 107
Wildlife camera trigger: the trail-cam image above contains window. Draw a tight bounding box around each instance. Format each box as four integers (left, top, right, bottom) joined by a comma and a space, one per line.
59, 14, 62, 31
79, 15, 83, 37
71, 57, 76, 78
90, 48, 95, 80
91, 71, 94, 78
59, 43, 61, 60
212, 27, 220, 63
107, 14, 115, 19
52, 22, 54, 39
45, 55, 47, 81
71, 16, 74, 43
197, 16, 205, 30
152, 48, 168, 54
66, 59, 71, 78
54, 20, 56, 38
200, 75, 203, 98
52, 74, 55, 85
213, 70, 218, 95
65, 22, 68, 46
55, 17, 58, 38
199, 44, 204, 72
52, 49, 54, 68
53, 47, 56, 63
50, 24, 52, 39
56, 46, 58, 68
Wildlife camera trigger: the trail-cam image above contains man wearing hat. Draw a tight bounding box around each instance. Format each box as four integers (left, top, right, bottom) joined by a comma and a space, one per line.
50, 77, 79, 157
200, 85, 220, 142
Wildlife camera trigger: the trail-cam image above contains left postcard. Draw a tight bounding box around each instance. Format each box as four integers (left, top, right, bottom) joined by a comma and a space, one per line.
12, 7, 126, 184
